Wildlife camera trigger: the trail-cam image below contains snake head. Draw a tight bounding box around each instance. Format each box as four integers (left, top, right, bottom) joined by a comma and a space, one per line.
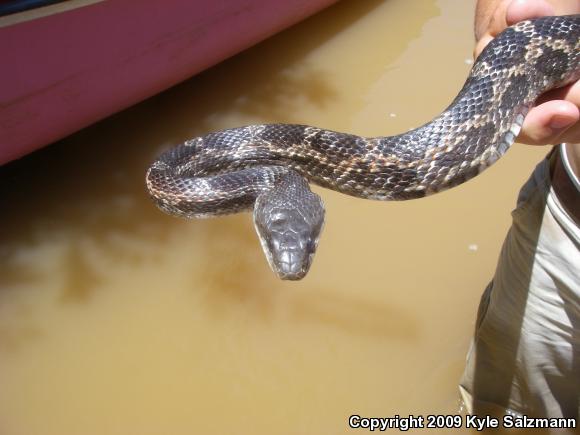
253, 189, 325, 281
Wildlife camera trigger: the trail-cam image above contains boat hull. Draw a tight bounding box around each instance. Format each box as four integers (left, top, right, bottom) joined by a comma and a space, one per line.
0, 0, 337, 164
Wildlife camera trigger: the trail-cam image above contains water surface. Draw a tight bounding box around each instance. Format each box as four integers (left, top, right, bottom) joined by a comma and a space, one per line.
0, 0, 551, 433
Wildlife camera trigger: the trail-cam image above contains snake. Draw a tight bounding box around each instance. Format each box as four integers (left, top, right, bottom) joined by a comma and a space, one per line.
146, 15, 580, 280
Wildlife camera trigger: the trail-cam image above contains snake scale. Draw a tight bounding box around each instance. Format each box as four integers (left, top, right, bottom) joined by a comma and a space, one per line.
146, 15, 580, 280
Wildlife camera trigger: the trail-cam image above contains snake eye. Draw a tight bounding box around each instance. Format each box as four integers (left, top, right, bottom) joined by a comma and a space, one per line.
269, 216, 287, 232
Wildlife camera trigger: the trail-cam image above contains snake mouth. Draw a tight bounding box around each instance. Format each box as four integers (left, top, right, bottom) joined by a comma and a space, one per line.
275, 248, 310, 280
254, 228, 313, 280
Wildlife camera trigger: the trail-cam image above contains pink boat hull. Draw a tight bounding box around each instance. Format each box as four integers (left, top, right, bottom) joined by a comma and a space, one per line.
0, 0, 336, 165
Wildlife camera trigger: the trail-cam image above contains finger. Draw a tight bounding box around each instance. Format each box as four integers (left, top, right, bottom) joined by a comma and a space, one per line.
474, 35, 494, 59
474, 0, 510, 58
520, 75, 580, 145
518, 100, 580, 145
536, 80, 580, 106
474, 0, 555, 58
505, 0, 554, 25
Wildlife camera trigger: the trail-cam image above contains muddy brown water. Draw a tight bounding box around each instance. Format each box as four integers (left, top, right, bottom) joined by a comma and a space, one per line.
0, 0, 553, 434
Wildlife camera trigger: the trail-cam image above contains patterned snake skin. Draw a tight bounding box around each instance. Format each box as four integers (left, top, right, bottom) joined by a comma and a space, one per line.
147, 15, 580, 280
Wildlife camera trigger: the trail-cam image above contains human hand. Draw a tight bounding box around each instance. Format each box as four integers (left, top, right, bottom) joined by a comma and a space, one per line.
474, 0, 580, 145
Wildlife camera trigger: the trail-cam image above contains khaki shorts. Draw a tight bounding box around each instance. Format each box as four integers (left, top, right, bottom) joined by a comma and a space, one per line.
459, 146, 580, 419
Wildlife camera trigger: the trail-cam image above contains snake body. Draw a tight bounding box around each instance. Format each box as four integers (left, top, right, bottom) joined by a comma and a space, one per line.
146, 15, 580, 279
